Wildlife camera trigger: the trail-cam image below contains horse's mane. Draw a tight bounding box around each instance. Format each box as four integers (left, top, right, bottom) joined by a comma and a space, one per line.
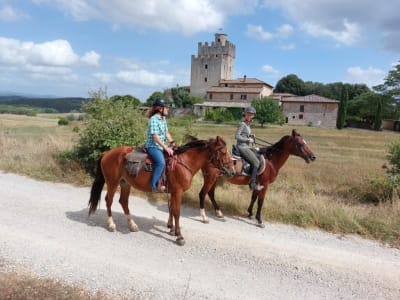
174, 136, 210, 155
259, 135, 290, 155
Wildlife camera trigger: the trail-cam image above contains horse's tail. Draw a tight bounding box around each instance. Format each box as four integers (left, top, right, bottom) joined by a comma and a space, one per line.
88, 155, 105, 216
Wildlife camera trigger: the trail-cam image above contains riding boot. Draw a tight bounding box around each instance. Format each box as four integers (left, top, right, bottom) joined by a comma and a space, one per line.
249, 166, 258, 190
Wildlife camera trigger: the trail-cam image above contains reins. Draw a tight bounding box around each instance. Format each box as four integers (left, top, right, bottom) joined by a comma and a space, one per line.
253, 136, 274, 146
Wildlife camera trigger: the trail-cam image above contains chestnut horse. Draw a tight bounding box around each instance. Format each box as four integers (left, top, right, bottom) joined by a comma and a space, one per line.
199, 129, 316, 227
88, 136, 234, 245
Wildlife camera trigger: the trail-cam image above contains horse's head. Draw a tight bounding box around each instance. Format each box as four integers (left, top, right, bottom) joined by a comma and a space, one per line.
209, 136, 235, 178
289, 129, 316, 163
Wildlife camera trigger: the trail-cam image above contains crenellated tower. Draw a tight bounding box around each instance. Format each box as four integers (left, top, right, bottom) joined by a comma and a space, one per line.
190, 33, 236, 97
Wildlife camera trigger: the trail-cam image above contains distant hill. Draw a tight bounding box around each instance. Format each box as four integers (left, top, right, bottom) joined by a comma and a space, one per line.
0, 95, 91, 113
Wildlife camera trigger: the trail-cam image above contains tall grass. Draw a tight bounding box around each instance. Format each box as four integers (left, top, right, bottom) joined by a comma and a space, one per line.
0, 114, 399, 246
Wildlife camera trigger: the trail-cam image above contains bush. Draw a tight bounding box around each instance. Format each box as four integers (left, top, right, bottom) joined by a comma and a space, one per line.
58, 118, 69, 125
73, 90, 147, 174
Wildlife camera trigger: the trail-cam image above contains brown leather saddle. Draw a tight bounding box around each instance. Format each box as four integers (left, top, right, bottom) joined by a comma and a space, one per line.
231, 145, 266, 176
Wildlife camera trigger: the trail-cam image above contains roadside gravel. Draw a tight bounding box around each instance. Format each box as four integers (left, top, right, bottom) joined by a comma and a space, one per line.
1, 172, 399, 299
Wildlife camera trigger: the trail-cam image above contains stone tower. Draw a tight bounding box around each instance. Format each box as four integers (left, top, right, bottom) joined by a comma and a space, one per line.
190, 33, 236, 97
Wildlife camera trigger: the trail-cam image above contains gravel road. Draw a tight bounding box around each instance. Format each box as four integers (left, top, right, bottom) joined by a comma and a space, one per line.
1, 172, 399, 299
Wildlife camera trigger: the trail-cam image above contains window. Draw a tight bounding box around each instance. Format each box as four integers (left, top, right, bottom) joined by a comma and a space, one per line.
240, 95, 247, 100
299, 114, 303, 119
205, 64, 208, 69
300, 105, 304, 112
209, 93, 213, 100
204, 77, 207, 82
230, 94, 234, 100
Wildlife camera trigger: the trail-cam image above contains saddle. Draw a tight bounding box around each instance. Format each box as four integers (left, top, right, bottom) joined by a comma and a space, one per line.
125, 147, 175, 192
231, 145, 266, 176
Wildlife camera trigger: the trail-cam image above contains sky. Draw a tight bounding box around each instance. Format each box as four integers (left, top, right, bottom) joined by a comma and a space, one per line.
0, 0, 399, 101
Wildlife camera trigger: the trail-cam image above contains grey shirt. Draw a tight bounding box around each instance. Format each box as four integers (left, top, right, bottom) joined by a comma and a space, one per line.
235, 121, 252, 148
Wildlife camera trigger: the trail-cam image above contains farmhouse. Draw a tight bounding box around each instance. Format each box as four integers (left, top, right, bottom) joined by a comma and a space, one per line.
189, 33, 339, 127
280, 94, 339, 127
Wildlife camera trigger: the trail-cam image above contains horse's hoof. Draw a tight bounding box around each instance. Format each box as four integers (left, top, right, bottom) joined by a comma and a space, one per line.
257, 222, 265, 228
169, 229, 175, 236
248, 214, 253, 219
130, 225, 139, 232
176, 237, 185, 246
202, 218, 209, 224
215, 210, 224, 218
108, 225, 116, 232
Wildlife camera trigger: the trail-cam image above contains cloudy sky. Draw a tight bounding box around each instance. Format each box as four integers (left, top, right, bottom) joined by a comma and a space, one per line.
0, 0, 399, 101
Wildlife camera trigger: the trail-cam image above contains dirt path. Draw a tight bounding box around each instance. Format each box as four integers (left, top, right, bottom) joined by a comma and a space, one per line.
1, 172, 399, 299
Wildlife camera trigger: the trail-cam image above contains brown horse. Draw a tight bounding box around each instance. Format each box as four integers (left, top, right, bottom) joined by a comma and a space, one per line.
199, 129, 316, 227
88, 136, 234, 245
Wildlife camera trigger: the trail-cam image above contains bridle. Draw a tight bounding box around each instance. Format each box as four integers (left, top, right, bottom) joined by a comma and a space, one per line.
209, 140, 232, 172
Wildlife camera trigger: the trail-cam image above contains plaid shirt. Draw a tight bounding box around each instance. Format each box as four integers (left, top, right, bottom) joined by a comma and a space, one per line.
145, 114, 168, 150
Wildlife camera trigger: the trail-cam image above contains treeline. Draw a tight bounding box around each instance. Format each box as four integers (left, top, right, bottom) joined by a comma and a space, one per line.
0, 97, 90, 113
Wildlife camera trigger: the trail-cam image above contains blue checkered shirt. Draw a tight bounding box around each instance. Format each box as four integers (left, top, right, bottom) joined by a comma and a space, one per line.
145, 114, 168, 151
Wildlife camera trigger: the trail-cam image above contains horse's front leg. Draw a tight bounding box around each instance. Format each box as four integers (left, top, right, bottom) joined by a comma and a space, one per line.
171, 190, 185, 246
247, 190, 258, 219
208, 182, 224, 219
199, 172, 219, 223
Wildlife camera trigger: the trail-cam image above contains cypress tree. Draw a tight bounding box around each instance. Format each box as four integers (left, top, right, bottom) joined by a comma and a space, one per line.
336, 85, 348, 129
374, 99, 382, 131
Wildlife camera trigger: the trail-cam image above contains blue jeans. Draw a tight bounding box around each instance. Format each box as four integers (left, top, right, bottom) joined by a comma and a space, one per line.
147, 147, 165, 190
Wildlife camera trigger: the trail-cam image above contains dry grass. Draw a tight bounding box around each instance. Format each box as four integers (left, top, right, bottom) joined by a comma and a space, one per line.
0, 270, 119, 300
0, 114, 91, 185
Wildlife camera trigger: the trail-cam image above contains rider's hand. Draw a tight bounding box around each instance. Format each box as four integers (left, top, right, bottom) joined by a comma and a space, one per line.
165, 147, 174, 156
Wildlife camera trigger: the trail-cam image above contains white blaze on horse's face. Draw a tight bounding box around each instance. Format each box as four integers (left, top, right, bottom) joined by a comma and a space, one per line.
303, 139, 307, 145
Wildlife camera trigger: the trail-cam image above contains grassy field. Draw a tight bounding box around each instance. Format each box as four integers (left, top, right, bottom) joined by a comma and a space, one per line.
1, 113, 399, 298
1, 113, 399, 247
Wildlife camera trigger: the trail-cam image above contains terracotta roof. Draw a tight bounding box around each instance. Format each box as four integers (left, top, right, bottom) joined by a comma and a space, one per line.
194, 101, 250, 108
219, 78, 273, 88
281, 94, 339, 103
207, 86, 265, 93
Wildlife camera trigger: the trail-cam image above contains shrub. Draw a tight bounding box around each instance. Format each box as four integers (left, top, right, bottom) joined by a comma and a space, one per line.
58, 118, 69, 125
73, 90, 147, 174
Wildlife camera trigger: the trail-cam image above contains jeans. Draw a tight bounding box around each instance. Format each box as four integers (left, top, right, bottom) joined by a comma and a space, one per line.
147, 147, 165, 190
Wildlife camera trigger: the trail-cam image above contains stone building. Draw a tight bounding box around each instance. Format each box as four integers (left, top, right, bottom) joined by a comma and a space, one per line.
189, 33, 339, 128
280, 94, 339, 127
193, 76, 273, 115
190, 33, 235, 97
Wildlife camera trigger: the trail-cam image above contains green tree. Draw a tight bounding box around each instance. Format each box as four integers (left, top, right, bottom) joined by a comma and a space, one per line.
373, 98, 382, 131
336, 85, 348, 129
252, 97, 284, 127
110, 94, 142, 107
74, 89, 147, 174
374, 61, 400, 120
145, 91, 166, 107
273, 74, 306, 96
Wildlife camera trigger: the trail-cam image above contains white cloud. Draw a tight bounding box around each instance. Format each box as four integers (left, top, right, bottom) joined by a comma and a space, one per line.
261, 65, 281, 77
33, 0, 227, 35
0, 37, 102, 75
277, 24, 294, 38
261, 0, 400, 52
116, 70, 174, 87
0, 4, 29, 21
302, 19, 360, 46
81, 51, 100, 67
345, 66, 386, 87
246, 24, 273, 40
246, 23, 293, 41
